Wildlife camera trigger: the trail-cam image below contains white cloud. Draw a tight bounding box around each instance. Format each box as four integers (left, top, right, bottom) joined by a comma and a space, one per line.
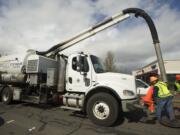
0, 0, 179, 73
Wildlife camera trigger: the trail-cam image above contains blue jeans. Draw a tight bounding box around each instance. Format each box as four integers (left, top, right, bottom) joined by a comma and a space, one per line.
156, 96, 175, 121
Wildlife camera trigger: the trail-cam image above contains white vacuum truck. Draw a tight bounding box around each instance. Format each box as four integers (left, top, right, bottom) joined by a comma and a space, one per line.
0, 8, 167, 126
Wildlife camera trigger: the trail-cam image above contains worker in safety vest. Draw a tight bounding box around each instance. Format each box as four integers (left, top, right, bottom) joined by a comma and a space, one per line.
174, 74, 180, 92
141, 86, 155, 113
150, 75, 175, 123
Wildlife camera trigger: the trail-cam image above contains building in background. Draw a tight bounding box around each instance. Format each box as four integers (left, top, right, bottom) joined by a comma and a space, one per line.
132, 59, 180, 84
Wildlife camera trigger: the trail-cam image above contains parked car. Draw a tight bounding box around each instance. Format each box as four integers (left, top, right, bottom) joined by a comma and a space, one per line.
136, 79, 150, 95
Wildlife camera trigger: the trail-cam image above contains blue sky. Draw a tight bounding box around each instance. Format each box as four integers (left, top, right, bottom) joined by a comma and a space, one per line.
161, 0, 180, 11
0, 0, 179, 72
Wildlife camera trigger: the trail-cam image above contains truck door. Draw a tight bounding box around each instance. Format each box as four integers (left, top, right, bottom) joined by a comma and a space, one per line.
66, 55, 92, 92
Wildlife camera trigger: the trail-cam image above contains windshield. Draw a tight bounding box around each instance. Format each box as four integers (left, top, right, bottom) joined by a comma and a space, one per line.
136, 79, 149, 88
90, 55, 105, 73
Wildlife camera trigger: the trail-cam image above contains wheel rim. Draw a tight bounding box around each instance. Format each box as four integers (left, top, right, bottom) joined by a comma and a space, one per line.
93, 101, 110, 120
3, 90, 9, 102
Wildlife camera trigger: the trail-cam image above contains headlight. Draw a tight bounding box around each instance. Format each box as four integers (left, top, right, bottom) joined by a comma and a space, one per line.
123, 90, 135, 96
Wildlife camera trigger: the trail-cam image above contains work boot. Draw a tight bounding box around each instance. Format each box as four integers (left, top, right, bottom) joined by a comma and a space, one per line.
169, 119, 180, 127
160, 118, 180, 127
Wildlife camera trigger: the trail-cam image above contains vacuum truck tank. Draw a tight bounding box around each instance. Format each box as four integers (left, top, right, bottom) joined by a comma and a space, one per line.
0, 54, 25, 74
0, 50, 59, 85
0, 54, 26, 84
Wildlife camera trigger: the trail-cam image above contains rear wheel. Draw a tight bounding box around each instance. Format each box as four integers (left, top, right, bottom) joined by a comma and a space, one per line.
86, 92, 119, 126
1, 87, 13, 104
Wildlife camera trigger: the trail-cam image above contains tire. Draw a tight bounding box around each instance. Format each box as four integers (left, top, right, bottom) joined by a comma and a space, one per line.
86, 92, 119, 126
1, 87, 13, 105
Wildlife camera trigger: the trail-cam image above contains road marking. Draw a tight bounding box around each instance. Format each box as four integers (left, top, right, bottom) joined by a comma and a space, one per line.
28, 126, 36, 132
6, 120, 15, 124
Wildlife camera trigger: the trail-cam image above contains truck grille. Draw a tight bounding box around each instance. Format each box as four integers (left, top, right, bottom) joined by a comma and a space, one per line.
27, 60, 38, 72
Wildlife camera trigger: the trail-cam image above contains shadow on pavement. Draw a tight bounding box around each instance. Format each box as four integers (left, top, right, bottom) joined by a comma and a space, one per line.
0, 116, 5, 127
70, 111, 87, 118
123, 108, 156, 124
21, 102, 60, 110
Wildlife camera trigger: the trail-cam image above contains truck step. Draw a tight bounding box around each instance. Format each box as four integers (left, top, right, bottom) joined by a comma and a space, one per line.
60, 106, 82, 111
21, 95, 40, 104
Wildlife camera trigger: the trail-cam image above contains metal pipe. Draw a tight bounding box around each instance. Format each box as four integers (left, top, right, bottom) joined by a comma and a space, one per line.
53, 14, 130, 54
154, 43, 167, 82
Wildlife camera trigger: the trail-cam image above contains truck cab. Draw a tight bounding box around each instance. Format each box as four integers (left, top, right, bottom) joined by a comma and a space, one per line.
63, 52, 137, 126
66, 52, 137, 99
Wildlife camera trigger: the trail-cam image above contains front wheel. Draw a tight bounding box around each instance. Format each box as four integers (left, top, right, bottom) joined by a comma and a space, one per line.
1, 87, 13, 104
86, 92, 119, 126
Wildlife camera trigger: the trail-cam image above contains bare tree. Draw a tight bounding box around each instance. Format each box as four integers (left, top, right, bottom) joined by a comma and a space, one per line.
104, 51, 117, 72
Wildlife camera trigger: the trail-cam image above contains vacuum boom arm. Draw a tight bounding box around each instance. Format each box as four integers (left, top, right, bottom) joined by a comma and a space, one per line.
36, 8, 167, 82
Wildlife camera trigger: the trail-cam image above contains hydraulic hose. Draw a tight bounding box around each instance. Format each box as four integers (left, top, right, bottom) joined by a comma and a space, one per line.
123, 8, 159, 44
123, 8, 167, 82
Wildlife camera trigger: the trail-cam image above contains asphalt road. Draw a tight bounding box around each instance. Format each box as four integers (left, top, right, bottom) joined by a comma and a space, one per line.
0, 102, 179, 135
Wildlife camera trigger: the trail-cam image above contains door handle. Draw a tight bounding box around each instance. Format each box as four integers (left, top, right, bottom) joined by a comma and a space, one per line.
69, 77, 72, 84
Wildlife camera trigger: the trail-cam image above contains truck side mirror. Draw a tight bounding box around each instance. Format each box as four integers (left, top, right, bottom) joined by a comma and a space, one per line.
76, 55, 89, 74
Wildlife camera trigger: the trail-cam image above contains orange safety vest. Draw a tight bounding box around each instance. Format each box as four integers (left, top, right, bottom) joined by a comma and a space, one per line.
141, 86, 155, 112
142, 86, 154, 102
